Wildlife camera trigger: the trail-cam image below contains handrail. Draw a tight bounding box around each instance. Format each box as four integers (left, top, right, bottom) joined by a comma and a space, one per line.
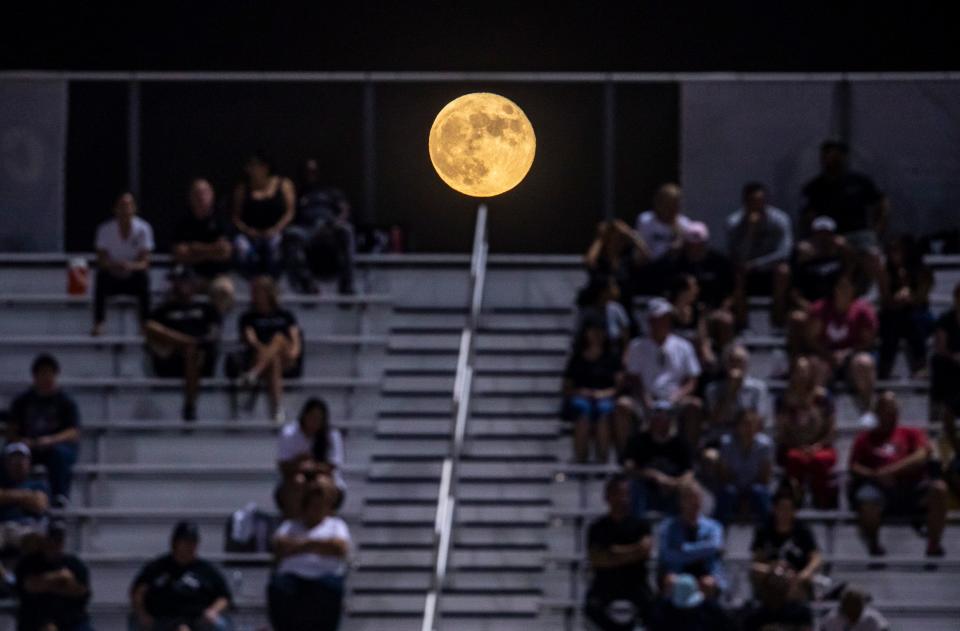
422, 204, 488, 631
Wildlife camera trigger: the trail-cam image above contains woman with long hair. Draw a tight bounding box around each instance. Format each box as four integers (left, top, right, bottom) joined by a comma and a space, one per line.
232, 151, 296, 278
276, 397, 345, 519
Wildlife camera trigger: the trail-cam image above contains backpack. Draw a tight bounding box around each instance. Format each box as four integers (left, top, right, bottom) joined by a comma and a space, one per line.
224, 503, 280, 553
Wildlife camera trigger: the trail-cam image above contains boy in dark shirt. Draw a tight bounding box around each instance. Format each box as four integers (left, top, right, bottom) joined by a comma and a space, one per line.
623, 401, 693, 516
750, 489, 821, 604
130, 521, 233, 631
145, 265, 222, 422
16, 521, 91, 631
8, 355, 80, 505
586, 474, 653, 631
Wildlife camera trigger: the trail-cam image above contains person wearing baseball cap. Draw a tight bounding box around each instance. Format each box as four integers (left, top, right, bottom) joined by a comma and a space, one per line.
616, 296, 703, 453
143, 264, 223, 421
674, 221, 736, 312
0, 442, 49, 528
130, 520, 233, 630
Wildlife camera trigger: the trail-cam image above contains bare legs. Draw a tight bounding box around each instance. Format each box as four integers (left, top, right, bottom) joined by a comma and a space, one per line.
245, 334, 297, 420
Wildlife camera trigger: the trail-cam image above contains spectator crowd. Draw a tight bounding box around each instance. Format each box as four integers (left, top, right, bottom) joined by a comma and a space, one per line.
568, 141, 957, 630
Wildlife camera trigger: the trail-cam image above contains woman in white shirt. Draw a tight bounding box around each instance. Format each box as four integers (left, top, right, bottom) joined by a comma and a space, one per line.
92, 192, 155, 336
275, 397, 346, 519
268, 482, 351, 631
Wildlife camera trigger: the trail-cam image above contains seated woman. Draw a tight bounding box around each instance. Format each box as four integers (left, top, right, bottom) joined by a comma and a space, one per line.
237, 276, 303, 423
232, 151, 296, 278
268, 482, 350, 631
774, 356, 838, 508
276, 398, 345, 519
750, 486, 822, 607
563, 318, 623, 463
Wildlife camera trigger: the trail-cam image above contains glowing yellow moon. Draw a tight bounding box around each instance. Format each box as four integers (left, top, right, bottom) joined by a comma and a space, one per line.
429, 92, 536, 197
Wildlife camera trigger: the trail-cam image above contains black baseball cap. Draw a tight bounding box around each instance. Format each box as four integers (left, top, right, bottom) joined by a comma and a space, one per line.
171, 520, 200, 543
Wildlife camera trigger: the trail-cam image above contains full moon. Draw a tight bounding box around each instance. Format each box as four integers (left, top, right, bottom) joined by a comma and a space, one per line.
428, 92, 536, 197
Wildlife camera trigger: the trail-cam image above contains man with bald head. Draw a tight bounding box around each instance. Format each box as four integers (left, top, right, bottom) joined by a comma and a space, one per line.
634, 183, 694, 294
172, 178, 235, 314
849, 390, 948, 557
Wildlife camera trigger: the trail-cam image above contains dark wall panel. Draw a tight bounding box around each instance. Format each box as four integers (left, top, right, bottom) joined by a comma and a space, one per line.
614, 83, 680, 225
139, 82, 364, 251
375, 83, 605, 253
65, 82, 128, 252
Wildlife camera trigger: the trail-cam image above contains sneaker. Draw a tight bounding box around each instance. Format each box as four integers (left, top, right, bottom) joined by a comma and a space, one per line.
182, 403, 197, 422
926, 543, 946, 558
272, 408, 287, 425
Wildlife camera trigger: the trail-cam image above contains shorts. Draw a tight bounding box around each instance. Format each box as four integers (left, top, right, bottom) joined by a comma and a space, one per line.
150, 344, 218, 378
850, 479, 930, 516
565, 395, 615, 422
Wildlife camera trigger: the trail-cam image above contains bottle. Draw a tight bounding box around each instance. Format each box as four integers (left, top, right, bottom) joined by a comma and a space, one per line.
67, 257, 89, 295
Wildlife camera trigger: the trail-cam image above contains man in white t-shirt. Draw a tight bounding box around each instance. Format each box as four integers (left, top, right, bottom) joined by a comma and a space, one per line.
92, 192, 155, 336
634, 183, 693, 294
615, 297, 703, 446
268, 483, 351, 631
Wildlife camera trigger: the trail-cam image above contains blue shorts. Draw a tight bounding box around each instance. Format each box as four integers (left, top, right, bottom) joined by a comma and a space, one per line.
566, 395, 615, 422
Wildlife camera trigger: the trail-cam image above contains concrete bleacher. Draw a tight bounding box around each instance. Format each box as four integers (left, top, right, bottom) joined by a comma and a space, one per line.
0, 253, 959, 630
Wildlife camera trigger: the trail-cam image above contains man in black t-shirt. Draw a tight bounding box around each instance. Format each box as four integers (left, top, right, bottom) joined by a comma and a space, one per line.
145, 265, 222, 422
16, 521, 91, 631
130, 521, 233, 631
673, 222, 735, 311
750, 490, 821, 604
585, 474, 653, 631
172, 178, 236, 315
8, 354, 80, 505
801, 141, 884, 240
623, 401, 693, 515
933, 281, 960, 499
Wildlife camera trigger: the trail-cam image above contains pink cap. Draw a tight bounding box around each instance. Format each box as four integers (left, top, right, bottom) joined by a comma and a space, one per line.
684, 221, 710, 243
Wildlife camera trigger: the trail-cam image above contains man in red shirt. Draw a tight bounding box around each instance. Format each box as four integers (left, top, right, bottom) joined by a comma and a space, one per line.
806, 274, 878, 412
849, 391, 948, 557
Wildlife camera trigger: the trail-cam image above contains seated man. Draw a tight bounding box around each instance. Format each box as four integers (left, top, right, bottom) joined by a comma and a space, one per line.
787, 216, 850, 336
703, 344, 770, 442
616, 298, 702, 448
805, 274, 878, 412
726, 182, 793, 327
849, 391, 948, 557
657, 480, 726, 599
269, 482, 351, 631
130, 521, 233, 631
622, 401, 693, 516
585, 474, 653, 631
750, 487, 822, 604
172, 178, 235, 315
634, 183, 693, 294
15, 521, 91, 631
715, 410, 773, 525
673, 221, 736, 314
800, 140, 885, 291
0, 443, 49, 554
284, 160, 357, 295
144, 265, 222, 422
8, 354, 80, 506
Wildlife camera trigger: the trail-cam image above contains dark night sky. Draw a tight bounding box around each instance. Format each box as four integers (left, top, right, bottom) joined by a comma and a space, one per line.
3, 1, 958, 73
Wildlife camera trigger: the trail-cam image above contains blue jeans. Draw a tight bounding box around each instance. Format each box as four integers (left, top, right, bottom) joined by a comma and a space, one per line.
268, 573, 344, 631
32, 442, 78, 499
715, 483, 771, 525
234, 234, 283, 278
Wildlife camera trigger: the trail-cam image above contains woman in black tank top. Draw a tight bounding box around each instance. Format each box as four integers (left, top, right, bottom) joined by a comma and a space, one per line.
232, 151, 296, 278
